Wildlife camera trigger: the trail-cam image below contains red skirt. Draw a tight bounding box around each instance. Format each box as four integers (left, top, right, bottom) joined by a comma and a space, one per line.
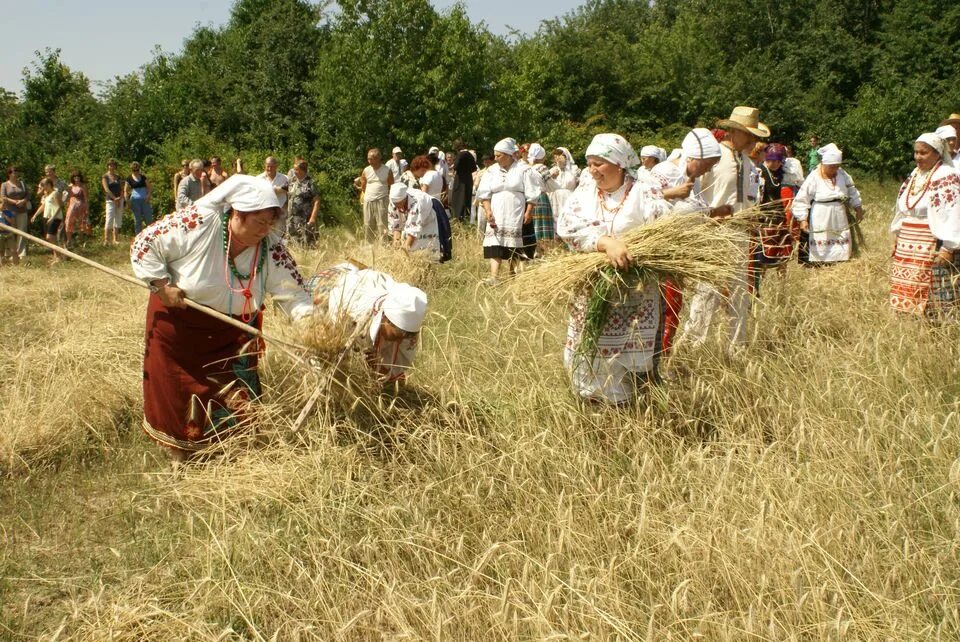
890, 220, 959, 318
142, 294, 263, 452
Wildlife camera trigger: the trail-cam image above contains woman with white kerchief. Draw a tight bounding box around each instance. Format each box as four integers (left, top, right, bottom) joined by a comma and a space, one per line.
639, 145, 667, 171
548, 147, 580, 220
792, 143, 863, 265
527, 142, 557, 256
387, 182, 441, 262
476, 137, 541, 282
130, 175, 314, 460
649, 128, 723, 354
557, 134, 672, 404
890, 132, 960, 318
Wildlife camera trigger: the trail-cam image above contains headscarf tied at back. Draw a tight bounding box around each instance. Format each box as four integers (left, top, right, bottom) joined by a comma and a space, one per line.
917, 133, 954, 168
640, 145, 667, 162
494, 138, 519, 156
817, 143, 843, 165
194, 174, 281, 216
585, 133, 641, 178
681, 128, 722, 160
527, 143, 546, 164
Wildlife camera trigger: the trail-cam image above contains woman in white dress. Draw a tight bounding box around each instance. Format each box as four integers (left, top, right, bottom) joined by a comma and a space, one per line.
792, 143, 863, 265
548, 147, 580, 224
557, 133, 672, 404
890, 132, 960, 318
476, 138, 540, 282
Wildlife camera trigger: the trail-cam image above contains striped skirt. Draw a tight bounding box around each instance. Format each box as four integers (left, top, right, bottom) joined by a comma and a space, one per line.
890, 219, 959, 319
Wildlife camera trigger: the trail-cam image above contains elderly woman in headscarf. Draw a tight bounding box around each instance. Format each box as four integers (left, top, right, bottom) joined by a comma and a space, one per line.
649, 128, 723, 354
890, 132, 960, 319
476, 137, 541, 283
792, 143, 863, 265
548, 147, 580, 218
387, 182, 443, 262
557, 134, 673, 404
310, 261, 428, 384
130, 175, 314, 461
526, 142, 557, 256
639, 145, 667, 171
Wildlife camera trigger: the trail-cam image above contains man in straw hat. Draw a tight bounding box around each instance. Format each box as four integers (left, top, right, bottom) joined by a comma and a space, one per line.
682, 105, 770, 353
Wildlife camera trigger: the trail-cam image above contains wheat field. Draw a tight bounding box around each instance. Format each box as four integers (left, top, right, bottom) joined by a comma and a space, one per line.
2, 181, 959, 640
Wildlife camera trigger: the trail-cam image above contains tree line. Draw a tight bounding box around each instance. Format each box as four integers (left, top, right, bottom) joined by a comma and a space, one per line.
1, 0, 956, 226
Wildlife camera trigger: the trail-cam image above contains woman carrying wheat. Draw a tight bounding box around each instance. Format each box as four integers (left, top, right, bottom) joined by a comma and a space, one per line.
557, 134, 673, 404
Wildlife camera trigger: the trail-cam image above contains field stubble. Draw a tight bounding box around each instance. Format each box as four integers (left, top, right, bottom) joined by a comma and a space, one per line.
1, 184, 959, 639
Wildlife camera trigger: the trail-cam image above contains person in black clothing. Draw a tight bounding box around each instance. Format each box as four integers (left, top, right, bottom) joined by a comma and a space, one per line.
451, 139, 477, 222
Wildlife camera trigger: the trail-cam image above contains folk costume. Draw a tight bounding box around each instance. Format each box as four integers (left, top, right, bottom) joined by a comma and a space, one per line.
558, 134, 672, 404
388, 183, 442, 262
754, 144, 794, 271
527, 143, 557, 243
311, 263, 427, 383
890, 133, 960, 318
131, 175, 313, 454
476, 138, 541, 260
650, 128, 722, 353
792, 144, 863, 264
548, 147, 580, 221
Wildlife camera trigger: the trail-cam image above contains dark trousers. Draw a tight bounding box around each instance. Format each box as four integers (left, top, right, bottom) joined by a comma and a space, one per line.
451, 179, 472, 221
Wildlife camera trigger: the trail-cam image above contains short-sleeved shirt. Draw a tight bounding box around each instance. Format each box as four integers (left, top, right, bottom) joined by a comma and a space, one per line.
257, 171, 289, 208
1, 180, 30, 214
126, 174, 149, 199
103, 173, 123, 197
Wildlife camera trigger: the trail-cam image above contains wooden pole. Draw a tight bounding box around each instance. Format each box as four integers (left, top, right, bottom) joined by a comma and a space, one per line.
0, 221, 311, 357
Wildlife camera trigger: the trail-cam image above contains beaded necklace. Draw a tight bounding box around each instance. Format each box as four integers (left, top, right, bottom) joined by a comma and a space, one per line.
905, 161, 940, 210
221, 213, 267, 322
597, 180, 633, 235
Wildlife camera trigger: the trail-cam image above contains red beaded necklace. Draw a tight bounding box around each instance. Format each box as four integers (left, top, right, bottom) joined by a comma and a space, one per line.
222, 216, 264, 322
904, 161, 940, 210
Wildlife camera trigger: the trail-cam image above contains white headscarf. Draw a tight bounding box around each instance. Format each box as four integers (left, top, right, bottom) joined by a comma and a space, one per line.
585, 133, 641, 178
389, 182, 409, 203
936, 125, 957, 141
330, 266, 429, 342
527, 143, 546, 163
640, 145, 666, 162
916, 133, 954, 168
381, 283, 428, 334
195, 174, 280, 215
681, 128, 722, 160
555, 146, 577, 169
494, 138, 519, 155
818, 143, 843, 165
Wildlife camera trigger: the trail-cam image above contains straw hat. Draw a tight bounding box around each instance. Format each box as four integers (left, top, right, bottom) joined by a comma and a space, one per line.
717, 106, 770, 138
940, 113, 960, 127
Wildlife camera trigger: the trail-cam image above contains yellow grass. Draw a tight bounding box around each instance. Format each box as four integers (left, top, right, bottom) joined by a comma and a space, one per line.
2, 185, 959, 639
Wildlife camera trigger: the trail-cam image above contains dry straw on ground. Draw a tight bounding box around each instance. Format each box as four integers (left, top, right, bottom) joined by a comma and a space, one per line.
2, 191, 960, 639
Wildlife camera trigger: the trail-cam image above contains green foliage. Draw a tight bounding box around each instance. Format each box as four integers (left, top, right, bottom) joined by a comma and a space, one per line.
0, 0, 957, 211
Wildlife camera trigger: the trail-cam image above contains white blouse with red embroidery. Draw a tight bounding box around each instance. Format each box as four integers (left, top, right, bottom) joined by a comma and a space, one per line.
130, 205, 314, 320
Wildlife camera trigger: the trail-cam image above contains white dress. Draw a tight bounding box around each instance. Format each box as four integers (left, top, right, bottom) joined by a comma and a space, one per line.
476, 161, 540, 251
548, 165, 580, 219
131, 204, 313, 320
792, 167, 862, 263
557, 179, 672, 403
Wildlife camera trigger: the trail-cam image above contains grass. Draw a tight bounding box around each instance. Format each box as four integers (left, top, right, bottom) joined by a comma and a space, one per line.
1, 181, 959, 639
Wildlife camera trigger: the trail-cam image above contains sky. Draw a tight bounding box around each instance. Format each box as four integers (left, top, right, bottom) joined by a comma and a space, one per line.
0, 0, 584, 95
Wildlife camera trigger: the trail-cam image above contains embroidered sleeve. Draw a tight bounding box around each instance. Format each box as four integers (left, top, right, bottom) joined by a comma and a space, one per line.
557, 188, 604, 253
130, 206, 205, 283
388, 203, 403, 233
927, 171, 960, 249
266, 240, 313, 321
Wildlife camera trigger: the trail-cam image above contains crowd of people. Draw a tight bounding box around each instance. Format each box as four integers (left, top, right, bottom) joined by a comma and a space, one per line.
9, 104, 958, 461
